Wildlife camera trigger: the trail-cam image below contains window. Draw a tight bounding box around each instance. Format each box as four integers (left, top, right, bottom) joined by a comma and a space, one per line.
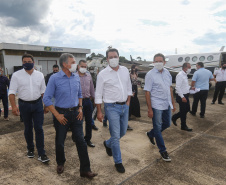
207, 55, 213, 61
178, 57, 183, 62
192, 56, 198, 62
199, 56, 205, 61
185, 57, 190, 62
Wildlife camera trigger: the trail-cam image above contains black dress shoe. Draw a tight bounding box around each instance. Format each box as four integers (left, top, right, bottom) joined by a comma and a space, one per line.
115, 163, 125, 173
146, 132, 155, 145
211, 102, 215, 104
86, 141, 95, 147
200, 115, 205, 118
92, 125, 98, 130
57, 165, 64, 174
171, 117, 177, 126
103, 141, 112, 156
80, 171, 98, 179
127, 125, 133, 130
218, 102, 224, 105
181, 127, 193, 132
189, 111, 196, 116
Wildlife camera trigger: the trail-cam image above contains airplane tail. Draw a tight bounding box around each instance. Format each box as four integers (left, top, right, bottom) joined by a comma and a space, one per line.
220, 46, 225, 51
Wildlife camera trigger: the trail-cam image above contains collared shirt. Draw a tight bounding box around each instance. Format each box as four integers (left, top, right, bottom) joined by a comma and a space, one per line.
95, 65, 132, 104
144, 68, 173, 110
9, 69, 46, 101
0, 75, 10, 95
43, 70, 82, 108
192, 68, 214, 90
78, 72, 95, 98
214, 68, 226, 82
175, 70, 190, 98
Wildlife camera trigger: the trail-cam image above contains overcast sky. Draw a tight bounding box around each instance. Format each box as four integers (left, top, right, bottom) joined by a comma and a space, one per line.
0, 0, 226, 60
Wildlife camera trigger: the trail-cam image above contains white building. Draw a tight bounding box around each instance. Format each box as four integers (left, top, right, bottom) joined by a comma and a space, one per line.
0, 43, 90, 77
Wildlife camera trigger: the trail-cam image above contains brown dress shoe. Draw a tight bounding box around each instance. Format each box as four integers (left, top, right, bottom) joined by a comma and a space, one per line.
80, 171, 98, 179
57, 165, 64, 174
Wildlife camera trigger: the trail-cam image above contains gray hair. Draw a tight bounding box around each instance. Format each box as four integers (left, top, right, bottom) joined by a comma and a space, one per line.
59, 53, 75, 68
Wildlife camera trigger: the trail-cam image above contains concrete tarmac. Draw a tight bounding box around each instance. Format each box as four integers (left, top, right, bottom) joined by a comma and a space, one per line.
0, 86, 226, 185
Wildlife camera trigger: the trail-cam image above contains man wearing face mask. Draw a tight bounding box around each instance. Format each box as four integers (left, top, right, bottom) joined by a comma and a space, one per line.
77, 60, 96, 147
45, 64, 59, 85
172, 63, 192, 131
211, 62, 226, 105
0, 67, 10, 120
95, 48, 132, 173
43, 53, 97, 179
9, 54, 49, 163
190, 62, 214, 118
144, 53, 176, 162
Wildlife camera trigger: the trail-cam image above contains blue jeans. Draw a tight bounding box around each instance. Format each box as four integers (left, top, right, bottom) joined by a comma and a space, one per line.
54, 107, 91, 172
0, 93, 8, 118
19, 98, 45, 156
147, 106, 171, 153
104, 103, 129, 164
83, 99, 93, 142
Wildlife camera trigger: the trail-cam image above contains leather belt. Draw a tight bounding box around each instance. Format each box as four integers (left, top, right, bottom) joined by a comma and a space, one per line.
115, 102, 126, 105
19, 97, 41, 104
55, 106, 78, 112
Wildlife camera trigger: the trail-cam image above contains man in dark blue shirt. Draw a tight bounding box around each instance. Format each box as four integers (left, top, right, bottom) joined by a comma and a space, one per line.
0, 67, 10, 120
43, 53, 97, 179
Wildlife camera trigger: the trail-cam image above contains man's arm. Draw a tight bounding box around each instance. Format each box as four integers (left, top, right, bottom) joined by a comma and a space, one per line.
9, 94, 20, 116
191, 81, 196, 89
145, 91, 153, 118
95, 74, 104, 122
96, 104, 103, 122
170, 87, 176, 112
77, 98, 83, 121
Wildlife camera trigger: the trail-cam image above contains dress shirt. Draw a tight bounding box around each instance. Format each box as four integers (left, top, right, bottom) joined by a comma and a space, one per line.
43, 70, 82, 108
144, 68, 173, 110
95, 65, 132, 104
9, 69, 46, 101
0, 75, 10, 95
175, 70, 190, 98
192, 68, 214, 90
79, 72, 95, 98
214, 68, 226, 82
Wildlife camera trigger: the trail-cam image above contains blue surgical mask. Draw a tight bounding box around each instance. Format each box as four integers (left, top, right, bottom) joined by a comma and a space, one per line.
23, 63, 34, 70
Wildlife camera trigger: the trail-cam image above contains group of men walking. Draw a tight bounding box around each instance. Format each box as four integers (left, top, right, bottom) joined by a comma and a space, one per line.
0, 48, 225, 180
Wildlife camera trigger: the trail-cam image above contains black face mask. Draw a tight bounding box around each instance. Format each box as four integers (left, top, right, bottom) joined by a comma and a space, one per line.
223, 66, 226, 69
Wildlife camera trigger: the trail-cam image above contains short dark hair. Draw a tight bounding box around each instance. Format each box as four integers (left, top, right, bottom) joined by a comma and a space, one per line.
153, 53, 165, 62
221, 62, 226, 66
182, 62, 191, 69
106, 48, 119, 58
22, 54, 34, 62
79, 60, 86, 65
53, 64, 59, 69
197, 62, 204, 67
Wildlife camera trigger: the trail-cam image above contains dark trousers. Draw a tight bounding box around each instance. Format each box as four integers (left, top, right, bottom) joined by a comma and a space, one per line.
172, 94, 190, 128
54, 107, 91, 172
0, 93, 8, 118
212, 81, 226, 103
191, 90, 208, 116
83, 98, 93, 142
19, 99, 45, 156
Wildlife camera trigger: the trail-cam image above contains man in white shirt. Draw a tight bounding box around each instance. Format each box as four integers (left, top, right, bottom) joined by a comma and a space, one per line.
95, 48, 132, 173
172, 63, 192, 131
211, 62, 226, 105
9, 54, 49, 163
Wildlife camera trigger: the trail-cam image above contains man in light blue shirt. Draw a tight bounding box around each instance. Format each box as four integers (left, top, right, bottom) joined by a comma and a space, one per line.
43, 53, 97, 179
190, 62, 214, 118
144, 53, 176, 162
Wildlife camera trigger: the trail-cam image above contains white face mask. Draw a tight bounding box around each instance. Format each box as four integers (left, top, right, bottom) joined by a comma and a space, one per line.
154, 62, 164, 71
69, 63, 77, 73
109, 58, 119, 68
79, 67, 87, 74
186, 68, 191, 74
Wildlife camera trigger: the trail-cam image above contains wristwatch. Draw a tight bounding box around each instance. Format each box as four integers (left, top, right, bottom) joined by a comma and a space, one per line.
78, 105, 83, 108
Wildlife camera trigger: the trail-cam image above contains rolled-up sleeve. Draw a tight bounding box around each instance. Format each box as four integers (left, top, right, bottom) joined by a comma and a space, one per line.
43, 75, 55, 107
95, 74, 104, 104
8, 74, 18, 95
175, 75, 184, 98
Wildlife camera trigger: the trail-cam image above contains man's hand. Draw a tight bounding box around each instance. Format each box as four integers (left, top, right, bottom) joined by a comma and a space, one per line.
12, 106, 20, 116
97, 111, 104, 122
76, 107, 83, 121
172, 105, 176, 113
182, 97, 187, 103
191, 86, 195, 90
44, 106, 49, 114
148, 109, 153, 118
55, 114, 68, 125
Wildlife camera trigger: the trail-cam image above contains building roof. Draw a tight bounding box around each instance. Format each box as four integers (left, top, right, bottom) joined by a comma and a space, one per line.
0, 43, 90, 54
